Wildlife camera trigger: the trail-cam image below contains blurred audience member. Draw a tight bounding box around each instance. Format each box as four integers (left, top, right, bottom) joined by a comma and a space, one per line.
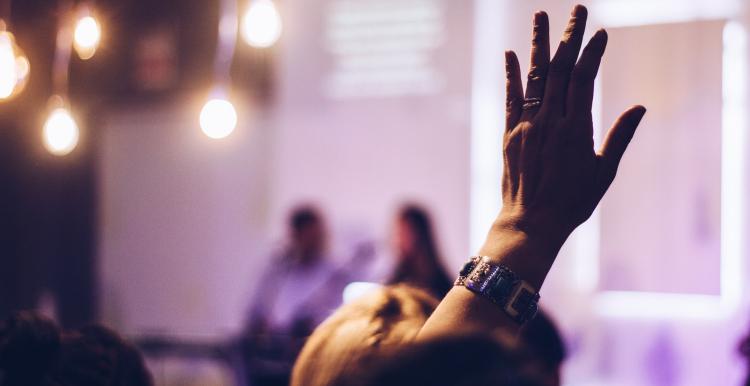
520, 310, 566, 386
0, 311, 153, 386
291, 285, 438, 386
57, 325, 153, 386
0, 312, 60, 386
349, 332, 547, 386
243, 205, 345, 386
738, 325, 750, 386
387, 204, 453, 299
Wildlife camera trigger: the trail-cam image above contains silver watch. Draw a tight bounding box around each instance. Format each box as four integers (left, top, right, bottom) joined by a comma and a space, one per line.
455, 256, 540, 324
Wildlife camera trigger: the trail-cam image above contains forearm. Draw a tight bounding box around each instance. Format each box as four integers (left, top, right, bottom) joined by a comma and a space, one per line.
417, 220, 566, 339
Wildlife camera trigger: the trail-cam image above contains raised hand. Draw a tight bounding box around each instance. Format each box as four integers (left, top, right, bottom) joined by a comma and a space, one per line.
419, 5, 646, 338
501, 5, 645, 236
479, 5, 646, 288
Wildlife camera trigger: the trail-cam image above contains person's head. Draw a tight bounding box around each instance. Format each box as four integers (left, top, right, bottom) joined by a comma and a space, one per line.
0, 311, 61, 386
347, 332, 549, 386
519, 310, 566, 386
289, 205, 327, 262
291, 285, 439, 386
56, 325, 153, 386
0, 312, 153, 386
393, 204, 438, 260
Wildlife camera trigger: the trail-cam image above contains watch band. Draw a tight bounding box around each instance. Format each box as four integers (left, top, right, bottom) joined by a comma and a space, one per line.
454, 256, 540, 324
454, 255, 481, 286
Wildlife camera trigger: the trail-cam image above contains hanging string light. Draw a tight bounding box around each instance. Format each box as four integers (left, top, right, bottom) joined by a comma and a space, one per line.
73, 5, 101, 60
241, 0, 281, 48
0, 0, 30, 102
200, 0, 239, 139
43, 96, 79, 156
200, 96, 237, 139
43, 2, 79, 156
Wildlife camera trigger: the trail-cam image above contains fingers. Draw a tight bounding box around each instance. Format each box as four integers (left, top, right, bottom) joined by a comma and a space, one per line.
504, 51, 523, 195
539, 4, 588, 118
566, 29, 607, 122
597, 106, 647, 189
521, 11, 550, 120
505, 50, 524, 131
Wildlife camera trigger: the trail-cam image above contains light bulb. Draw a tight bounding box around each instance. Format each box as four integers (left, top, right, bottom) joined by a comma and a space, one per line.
0, 28, 29, 101
74, 15, 101, 60
200, 98, 237, 139
43, 108, 80, 156
241, 0, 282, 48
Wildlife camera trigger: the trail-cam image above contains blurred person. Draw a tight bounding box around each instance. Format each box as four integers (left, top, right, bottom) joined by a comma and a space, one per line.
346, 332, 547, 386
519, 310, 566, 386
243, 205, 345, 386
738, 324, 750, 386
0, 311, 60, 386
0, 311, 153, 386
387, 204, 453, 299
57, 325, 153, 386
291, 285, 439, 386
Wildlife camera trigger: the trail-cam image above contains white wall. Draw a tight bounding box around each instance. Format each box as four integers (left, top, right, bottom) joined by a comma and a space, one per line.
99, 99, 274, 337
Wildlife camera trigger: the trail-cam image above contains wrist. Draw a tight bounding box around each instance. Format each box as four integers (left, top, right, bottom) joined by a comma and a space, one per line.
477, 216, 569, 289
495, 206, 575, 239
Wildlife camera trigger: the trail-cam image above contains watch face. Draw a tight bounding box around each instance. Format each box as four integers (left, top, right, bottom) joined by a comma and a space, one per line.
486, 272, 515, 300
510, 285, 541, 321
512, 288, 535, 309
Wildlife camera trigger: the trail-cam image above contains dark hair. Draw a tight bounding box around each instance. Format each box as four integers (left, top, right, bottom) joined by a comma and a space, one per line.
399, 205, 438, 259
56, 326, 153, 386
0, 311, 61, 386
289, 206, 321, 234
388, 204, 452, 298
0, 312, 152, 386
520, 309, 566, 368
343, 332, 548, 386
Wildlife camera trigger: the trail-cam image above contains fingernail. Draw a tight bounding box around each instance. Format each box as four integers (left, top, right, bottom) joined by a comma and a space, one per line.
595, 29, 608, 42
571, 4, 588, 19
633, 106, 647, 120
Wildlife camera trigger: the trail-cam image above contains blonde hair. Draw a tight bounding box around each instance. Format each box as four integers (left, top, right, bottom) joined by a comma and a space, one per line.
290, 285, 439, 386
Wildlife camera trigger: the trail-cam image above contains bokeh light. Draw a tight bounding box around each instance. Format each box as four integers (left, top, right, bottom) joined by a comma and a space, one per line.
0, 28, 30, 101
43, 108, 80, 156
74, 15, 101, 60
200, 98, 237, 139
241, 0, 282, 48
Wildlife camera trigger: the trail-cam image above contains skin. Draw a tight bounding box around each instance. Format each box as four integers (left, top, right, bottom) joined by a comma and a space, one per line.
394, 218, 417, 258
293, 222, 327, 265
419, 5, 647, 338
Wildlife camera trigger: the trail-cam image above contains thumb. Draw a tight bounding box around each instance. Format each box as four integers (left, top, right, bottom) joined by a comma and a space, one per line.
596, 105, 647, 190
